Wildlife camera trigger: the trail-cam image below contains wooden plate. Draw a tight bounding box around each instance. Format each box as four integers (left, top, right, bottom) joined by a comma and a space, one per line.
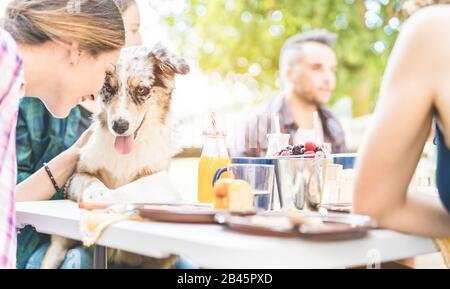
219, 212, 375, 240
216, 214, 299, 237
318, 203, 352, 214
78, 201, 211, 211
137, 204, 258, 224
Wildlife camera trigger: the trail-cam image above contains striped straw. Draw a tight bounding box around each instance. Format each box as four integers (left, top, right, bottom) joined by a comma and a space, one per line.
273, 114, 281, 134
211, 111, 217, 131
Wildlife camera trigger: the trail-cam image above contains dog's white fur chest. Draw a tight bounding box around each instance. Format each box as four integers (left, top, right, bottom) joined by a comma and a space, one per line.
78, 119, 177, 189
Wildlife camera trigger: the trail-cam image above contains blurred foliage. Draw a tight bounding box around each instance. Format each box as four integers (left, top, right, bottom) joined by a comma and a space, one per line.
164, 0, 405, 116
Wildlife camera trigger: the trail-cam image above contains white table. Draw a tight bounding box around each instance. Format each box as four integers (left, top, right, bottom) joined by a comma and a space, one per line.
16, 200, 438, 269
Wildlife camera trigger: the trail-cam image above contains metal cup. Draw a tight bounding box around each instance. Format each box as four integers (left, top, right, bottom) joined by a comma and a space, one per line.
274, 155, 327, 211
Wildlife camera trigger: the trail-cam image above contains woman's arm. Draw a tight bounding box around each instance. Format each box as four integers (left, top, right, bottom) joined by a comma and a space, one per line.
16, 128, 92, 202
353, 7, 450, 237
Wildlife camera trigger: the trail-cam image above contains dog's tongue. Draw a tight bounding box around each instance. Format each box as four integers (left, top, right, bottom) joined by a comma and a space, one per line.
114, 135, 134, 155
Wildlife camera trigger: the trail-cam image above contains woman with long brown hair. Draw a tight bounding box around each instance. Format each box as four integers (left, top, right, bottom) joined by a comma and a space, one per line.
0, 0, 125, 269
14, 0, 142, 269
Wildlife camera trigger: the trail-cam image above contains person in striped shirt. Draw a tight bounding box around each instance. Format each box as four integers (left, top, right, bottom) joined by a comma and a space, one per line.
0, 27, 24, 269
0, 0, 126, 268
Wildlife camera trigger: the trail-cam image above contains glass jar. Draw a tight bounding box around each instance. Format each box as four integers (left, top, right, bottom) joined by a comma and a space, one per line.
197, 130, 231, 203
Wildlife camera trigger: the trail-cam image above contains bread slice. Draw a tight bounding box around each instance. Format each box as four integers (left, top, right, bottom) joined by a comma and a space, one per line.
228, 180, 254, 211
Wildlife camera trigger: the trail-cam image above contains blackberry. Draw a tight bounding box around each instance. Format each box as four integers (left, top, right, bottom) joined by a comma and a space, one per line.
292, 145, 304, 155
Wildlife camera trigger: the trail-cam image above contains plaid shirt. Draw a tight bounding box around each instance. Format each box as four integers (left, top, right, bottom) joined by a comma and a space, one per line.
0, 29, 24, 269
233, 94, 347, 157
15, 97, 87, 268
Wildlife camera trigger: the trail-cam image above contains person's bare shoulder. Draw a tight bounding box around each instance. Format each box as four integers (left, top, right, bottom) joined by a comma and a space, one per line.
401, 5, 450, 53
386, 5, 450, 89
407, 5, 450, 26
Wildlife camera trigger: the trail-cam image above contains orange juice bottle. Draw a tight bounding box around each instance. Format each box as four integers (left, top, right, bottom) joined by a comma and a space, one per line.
198, 130, 231, 203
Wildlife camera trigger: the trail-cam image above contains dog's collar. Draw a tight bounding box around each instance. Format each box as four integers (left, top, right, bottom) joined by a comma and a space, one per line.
133, 113, 147, 140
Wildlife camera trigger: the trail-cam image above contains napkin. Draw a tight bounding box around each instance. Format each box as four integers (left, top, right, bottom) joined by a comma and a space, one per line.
77, 171, 182, 268
435, 238, 450, 268
79, 209, 139, 247
82, 171, 183, 204
79, 210, 177, 268
79, 171, 183, 247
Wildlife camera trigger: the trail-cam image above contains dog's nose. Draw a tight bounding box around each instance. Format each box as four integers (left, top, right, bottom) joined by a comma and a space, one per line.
112, 119, 130, 135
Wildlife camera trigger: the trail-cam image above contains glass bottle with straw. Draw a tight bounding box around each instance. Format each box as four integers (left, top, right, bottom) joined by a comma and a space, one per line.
266, 114, 290, 157
198, 112, 231, 203
312, 111, 332, 161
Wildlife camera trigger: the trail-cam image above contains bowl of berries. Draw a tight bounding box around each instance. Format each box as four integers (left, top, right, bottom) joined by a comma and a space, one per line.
276, 142, 327, 159
273, 142, 328, 211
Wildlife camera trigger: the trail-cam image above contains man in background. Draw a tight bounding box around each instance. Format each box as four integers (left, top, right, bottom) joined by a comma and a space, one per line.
234, 29, 346, 157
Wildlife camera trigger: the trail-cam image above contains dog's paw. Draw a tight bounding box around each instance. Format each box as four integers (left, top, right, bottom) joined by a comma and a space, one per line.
82, 188, 113, 202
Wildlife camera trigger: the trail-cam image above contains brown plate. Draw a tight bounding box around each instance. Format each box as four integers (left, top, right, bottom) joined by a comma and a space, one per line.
216, 214, 299, 237
78, 201, 211, 211
137, 204, 258, 224
218, 212, 375, 240
318, 203, 352, 214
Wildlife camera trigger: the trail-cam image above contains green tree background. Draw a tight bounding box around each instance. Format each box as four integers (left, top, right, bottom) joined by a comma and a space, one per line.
164, 0, 405, 116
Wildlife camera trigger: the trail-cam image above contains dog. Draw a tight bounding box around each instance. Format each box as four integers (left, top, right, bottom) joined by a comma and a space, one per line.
40, 44, 190, 269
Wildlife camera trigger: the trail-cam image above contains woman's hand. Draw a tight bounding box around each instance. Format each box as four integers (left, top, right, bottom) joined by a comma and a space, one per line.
16, 126, 94, 202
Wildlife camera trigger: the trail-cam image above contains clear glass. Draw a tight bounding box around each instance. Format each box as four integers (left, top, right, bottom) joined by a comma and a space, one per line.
338, 169, 356, 204
225, 164, 275, 211
323, 164, 343, 204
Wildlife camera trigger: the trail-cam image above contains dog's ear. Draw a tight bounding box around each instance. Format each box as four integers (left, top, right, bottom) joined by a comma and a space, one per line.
149, 43, 190, 75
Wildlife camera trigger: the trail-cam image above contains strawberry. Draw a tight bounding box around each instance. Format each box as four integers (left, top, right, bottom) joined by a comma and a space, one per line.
304, 142, 316, 152
304, 150, 315, 158
279, 151, 291, 157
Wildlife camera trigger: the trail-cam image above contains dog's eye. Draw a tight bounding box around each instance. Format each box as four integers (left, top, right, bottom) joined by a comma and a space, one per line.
105, 84, 115, 94
136, 86, 149, 96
